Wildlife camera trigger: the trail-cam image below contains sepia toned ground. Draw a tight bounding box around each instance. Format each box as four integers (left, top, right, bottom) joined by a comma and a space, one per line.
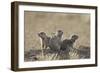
24, 11, 90, 61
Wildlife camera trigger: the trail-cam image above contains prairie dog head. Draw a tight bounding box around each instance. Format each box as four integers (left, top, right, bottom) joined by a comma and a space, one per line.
71, 34, 78, 41
57, 30, 63, 37
38, 32, 47, 39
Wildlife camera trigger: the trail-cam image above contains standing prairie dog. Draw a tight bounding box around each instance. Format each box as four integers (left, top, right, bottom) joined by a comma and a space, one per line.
38, 32, 50, 49
60, 34, 79, 51
49, 30, 63, 51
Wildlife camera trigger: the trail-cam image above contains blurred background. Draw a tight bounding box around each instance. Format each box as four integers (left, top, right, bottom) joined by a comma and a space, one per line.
24, 11, 90, 51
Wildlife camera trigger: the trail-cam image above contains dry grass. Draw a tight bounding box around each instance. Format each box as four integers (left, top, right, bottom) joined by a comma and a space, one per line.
24, 46, 90, 62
